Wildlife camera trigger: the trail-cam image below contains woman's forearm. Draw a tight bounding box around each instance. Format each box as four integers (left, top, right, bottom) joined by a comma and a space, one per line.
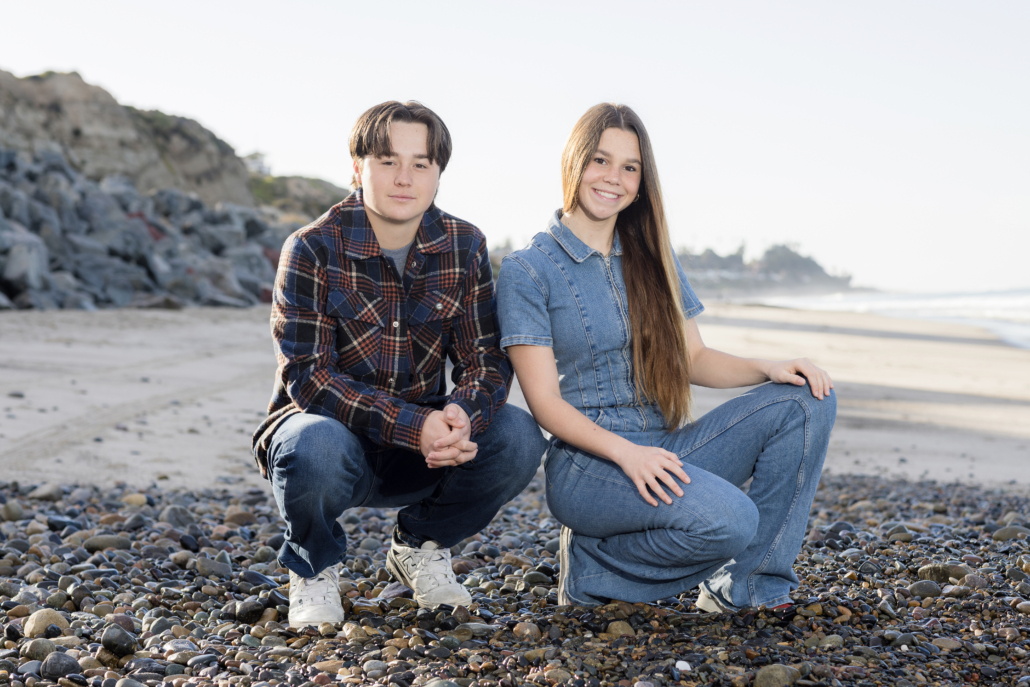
689, 346, 772, 388
526, 390, 634, 464
507, 345, 634, 465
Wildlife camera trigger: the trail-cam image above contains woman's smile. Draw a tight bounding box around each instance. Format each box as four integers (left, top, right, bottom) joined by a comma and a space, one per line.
592, 188, 622, 201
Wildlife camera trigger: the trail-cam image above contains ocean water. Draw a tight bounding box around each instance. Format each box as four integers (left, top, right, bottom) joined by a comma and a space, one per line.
752, 288, 1030, 349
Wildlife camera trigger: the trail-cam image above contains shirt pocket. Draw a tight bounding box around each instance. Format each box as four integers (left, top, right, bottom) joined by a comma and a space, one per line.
326, 288, 385, 378
408, 289, 465, 376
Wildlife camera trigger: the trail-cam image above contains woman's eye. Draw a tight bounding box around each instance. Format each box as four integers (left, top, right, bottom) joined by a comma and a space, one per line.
625, 165, 637, 173
594, 157, 607, 165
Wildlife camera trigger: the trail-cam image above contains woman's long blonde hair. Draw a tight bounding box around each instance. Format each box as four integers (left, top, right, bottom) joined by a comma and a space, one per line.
561, 103, 692, 427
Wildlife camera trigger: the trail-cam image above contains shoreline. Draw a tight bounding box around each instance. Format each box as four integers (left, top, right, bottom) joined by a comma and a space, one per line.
1, 303, 1027, 493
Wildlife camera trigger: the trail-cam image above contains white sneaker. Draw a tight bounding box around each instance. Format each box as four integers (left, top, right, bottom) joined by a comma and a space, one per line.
556, 525, 574, 606
386, 537, 472, 609
287, 564, 345, 628
696, 586, 737, 614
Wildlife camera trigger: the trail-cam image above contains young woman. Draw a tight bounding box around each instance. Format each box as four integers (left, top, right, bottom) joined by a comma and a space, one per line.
496, 103, 836, 611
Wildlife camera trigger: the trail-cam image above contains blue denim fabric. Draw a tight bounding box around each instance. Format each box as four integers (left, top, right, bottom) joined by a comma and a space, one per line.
496, 212, 836, 608
267, 404, 547, 578
498, 214, 703, 433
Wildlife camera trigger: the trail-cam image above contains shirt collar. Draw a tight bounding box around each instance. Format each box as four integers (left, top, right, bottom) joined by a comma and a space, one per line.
339, 188, 450, 260
545, 210, 623, 263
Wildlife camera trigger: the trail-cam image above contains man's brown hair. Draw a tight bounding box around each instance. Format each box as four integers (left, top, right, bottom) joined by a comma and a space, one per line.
349, 101, 452, 187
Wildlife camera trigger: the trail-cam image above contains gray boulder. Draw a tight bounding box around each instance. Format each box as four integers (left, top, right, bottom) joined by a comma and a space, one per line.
1, 224, 50, 292
0, 183, 31, 227
223, 243, 276, 299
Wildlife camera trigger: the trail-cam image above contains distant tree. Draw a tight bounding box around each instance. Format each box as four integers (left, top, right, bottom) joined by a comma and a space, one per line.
753, 244, 844, 284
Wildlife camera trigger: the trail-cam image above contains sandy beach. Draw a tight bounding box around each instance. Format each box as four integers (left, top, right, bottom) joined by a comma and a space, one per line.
1, 303, 1027, 492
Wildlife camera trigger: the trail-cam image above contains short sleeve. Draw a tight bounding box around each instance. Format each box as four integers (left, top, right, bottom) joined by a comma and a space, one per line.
496, 255, 553, 348
674, 254, 705, 319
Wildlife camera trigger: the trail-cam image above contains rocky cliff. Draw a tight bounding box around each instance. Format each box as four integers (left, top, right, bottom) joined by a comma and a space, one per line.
0, 69, 355, 311
0, 69, 253, 207
0, 146, 298, 311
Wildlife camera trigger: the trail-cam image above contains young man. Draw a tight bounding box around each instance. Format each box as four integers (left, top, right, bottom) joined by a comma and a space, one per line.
252, 101, 546, 628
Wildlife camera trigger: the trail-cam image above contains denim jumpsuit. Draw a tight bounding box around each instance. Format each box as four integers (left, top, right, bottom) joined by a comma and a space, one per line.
496, 212, 836, 609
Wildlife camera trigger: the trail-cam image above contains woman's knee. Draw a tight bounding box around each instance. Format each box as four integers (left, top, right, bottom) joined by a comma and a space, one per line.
809, 387, 837, 430
699, 490, 759, 559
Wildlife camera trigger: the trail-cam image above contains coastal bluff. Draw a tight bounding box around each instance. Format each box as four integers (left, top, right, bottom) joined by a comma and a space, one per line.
0, 69, 350, 312
0, 69, 252, 208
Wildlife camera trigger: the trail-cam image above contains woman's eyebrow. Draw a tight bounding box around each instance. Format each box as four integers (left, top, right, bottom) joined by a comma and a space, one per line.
596, 149, 641, 165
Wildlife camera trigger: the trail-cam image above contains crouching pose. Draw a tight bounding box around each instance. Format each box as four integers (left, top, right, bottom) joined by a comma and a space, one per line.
253, 101, 546, 627
496, 103, 836, 611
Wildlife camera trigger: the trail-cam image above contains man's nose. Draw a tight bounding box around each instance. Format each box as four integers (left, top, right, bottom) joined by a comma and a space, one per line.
395, 165, 412, 185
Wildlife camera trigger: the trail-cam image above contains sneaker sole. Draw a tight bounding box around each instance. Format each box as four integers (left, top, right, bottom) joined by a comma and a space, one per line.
288, 610, 344, 629
696, 587, 738, 614
557, 525, 573, 606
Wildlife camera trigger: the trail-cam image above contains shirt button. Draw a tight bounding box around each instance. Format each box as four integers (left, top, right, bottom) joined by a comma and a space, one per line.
392, 321, 399, 328
411, 261, 417, 267
435, 303, 443, 311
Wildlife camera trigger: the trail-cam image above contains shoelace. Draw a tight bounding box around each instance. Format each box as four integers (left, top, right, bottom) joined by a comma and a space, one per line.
296, 568, 338, 596
413, 548, 452, 591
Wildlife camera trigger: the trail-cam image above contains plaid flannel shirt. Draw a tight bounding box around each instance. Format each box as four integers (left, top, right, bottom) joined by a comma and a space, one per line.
251, 189, 512, 477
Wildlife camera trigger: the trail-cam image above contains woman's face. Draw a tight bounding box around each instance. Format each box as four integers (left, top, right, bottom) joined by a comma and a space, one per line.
575, 127, 642, 224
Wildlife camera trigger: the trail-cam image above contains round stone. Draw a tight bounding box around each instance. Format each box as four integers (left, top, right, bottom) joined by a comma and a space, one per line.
606, 621, 635, 637
513, 621, 541, 641
908, 580, 942, 598
41, 652, 81, 680
22, 637, 57, 660
754, 664, 801, 687
101, 625, 137, 657
23, 609, 69, 638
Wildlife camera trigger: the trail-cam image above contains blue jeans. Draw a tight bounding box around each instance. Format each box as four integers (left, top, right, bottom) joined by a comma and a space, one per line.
268, 404, 547, 577
545, 382, 835, 609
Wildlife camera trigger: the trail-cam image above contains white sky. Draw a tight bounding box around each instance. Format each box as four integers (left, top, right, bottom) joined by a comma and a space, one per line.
4, 1, 1028, 293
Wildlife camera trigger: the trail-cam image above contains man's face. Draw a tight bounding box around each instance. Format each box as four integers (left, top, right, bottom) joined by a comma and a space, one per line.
354, 121, 441, 230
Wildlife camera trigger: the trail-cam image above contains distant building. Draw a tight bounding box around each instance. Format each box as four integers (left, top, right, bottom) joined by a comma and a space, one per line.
244, 152, 271, 176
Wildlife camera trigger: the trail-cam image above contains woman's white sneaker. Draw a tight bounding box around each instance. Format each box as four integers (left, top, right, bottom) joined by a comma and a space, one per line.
287, 564, 345, 628
386, 538, 472, 609
557, 525, 574, 606
696, 586, 738, 614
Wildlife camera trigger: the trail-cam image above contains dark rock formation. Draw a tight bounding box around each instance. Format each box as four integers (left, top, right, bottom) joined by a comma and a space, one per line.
0, 147, 311, 310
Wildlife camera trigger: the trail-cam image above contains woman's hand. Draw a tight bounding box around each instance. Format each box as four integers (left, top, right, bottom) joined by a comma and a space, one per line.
612, 443, 691, 507
765, 358, 834, 400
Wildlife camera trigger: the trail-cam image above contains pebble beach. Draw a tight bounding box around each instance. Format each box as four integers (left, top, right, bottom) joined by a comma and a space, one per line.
2, 303, 1029, 687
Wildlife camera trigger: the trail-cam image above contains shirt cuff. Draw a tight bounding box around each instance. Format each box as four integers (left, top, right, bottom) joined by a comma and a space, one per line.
449, 390, 487, 437
385, 403, 436, 453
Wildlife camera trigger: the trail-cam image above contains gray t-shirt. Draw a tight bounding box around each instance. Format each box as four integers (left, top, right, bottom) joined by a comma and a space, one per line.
382, 241, 414, 278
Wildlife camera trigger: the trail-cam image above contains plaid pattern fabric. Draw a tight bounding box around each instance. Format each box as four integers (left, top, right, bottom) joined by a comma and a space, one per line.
252, 189, 512, 476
